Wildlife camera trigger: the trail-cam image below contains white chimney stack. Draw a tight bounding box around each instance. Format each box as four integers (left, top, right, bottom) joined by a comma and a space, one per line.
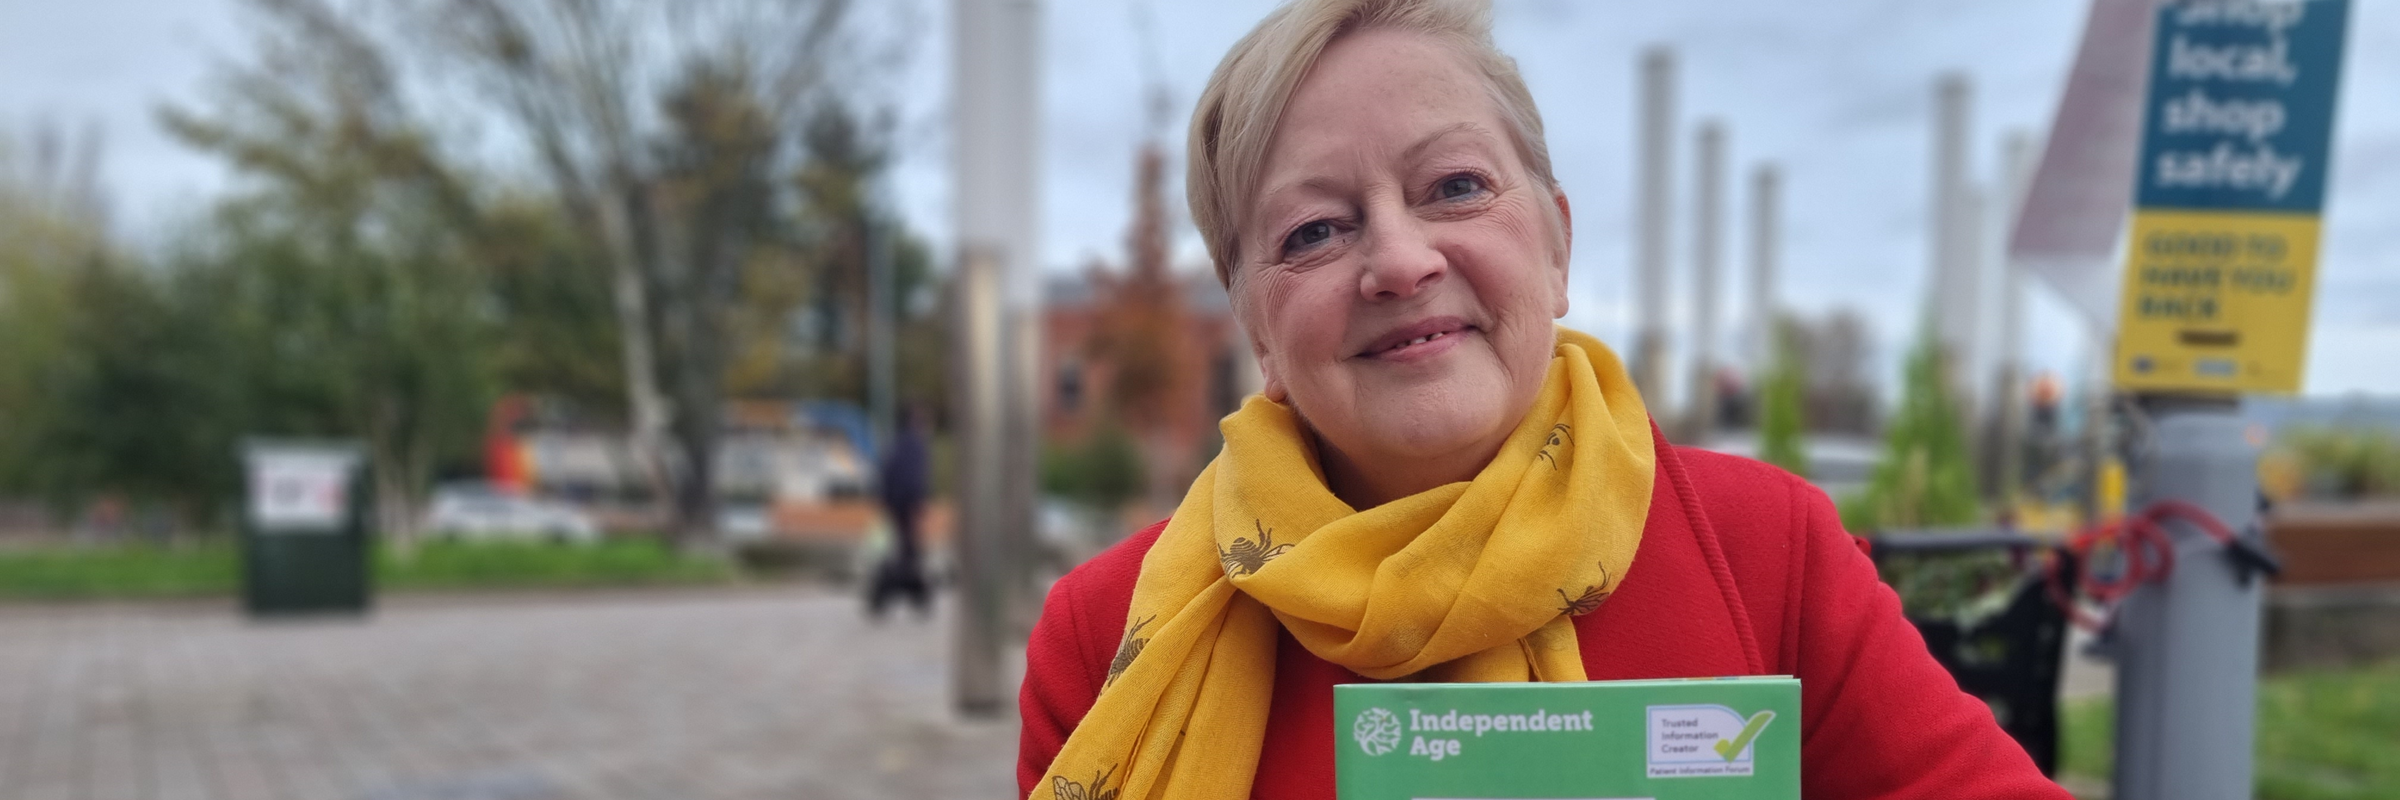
1632, 47, 1677, 404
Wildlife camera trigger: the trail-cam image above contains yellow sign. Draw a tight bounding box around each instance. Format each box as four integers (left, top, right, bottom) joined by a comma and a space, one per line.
2112, 209, 2320, 394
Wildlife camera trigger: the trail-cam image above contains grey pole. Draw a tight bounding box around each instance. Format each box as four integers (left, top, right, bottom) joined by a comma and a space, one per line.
1747, 163, 1780, 377
1003, 296, 1045, 640
1929, 74, 1980, 405
948, 247, 1008, 715
1991, 133, 2037, 502
1631, 47, 1676, 405
952, 0, 1042, 716
1687, 121, 1725, 445
995, 0, 1047, 644
2111, 398, 2265, 800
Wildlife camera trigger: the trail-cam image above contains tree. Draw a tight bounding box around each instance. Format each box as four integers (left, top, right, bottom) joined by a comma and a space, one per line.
1846, 326, 1982, 533
1844, 327, 2017, 618
1758, 318, 1809, 478
646, 56, 790, 540
156, 0, 501, 545
155, 0, 885, 547
4, 255, 248, 526
1083, 144, 1195, 508
402, 0, 861, 546
2, 110, 498, 540
475, 197, 627, 412
0, 124, 112, 515
738, 99, 909, 400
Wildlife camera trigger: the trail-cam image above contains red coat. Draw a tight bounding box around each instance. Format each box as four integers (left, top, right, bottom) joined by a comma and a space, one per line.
1018, 438, 2072, 799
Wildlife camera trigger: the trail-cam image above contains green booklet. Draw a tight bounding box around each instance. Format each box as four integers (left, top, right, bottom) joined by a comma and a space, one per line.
1335, 677, 1800, 800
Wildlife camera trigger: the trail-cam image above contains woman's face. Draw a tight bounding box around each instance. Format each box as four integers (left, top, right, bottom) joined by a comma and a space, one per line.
1237, 27, 1571, 503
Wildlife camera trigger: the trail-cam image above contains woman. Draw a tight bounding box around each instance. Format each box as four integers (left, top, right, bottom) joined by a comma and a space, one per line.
1019, 1, 2069, 798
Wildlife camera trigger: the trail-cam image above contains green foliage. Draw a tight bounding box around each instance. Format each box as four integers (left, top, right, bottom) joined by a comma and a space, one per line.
1845, 328, 1982, 533
0, 194, 506, 530
0, 542, 242, 600
1, 259, 243, 520
2061, 660, 2400, 799
1844, 327, 2002, 616
381, 539, 734, 590
1758, 323, 1810, 478
1872, 550, 2022, 619
2274, 426, 2400, 500
2059, 689, 2112, 781
1041, 424, 1148, 512
0, 538, 734, 600
476, 199, 627, 411
0, 133, 117, 517
0, 0, 925, 543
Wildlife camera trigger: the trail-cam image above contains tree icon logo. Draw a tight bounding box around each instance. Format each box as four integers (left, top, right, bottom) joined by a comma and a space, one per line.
1352, 707, 1403, 756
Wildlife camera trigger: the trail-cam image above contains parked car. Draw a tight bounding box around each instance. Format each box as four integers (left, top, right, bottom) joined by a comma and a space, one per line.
1700, 432, 1880, 502
717, 503, 772, 542
426, 483, 600, 544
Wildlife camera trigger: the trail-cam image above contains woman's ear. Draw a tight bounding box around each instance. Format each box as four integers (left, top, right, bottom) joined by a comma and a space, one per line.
1236, 304, 1288, 402
1549, 188, 1574, 318
1254, 333, 1288, 402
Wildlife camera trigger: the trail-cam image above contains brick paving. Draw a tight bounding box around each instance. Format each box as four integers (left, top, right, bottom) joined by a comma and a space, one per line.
0, 587, 1019, 800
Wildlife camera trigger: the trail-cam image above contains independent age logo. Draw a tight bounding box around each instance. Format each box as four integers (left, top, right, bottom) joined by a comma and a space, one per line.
1352, 707, 1403, 756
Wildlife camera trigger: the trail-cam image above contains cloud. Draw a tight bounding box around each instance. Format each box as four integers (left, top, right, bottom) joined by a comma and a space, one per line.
7, 0, 2395, 396
947, 0, 2397, 397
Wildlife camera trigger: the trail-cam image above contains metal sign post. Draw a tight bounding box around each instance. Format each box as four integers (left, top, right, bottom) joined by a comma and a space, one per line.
2108, 3, 2350, 799
2113, 400, 2268, 800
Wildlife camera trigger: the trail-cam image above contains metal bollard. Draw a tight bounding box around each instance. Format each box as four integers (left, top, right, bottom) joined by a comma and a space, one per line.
2111, 402, 2264, 800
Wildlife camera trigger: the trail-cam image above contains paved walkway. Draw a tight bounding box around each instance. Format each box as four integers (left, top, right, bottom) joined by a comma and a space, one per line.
0, 588, 1018, 800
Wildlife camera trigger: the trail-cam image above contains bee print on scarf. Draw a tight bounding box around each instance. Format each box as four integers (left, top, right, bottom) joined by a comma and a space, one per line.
1555, 560, 1613, 616
1217, 520, 1294, 576
1052, 763, 1120, 800
1105, 615, 1155, 689
1535, 423, 1573, 469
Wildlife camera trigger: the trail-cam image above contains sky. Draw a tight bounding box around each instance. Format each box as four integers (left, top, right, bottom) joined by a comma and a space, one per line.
3, 0, 2395, 400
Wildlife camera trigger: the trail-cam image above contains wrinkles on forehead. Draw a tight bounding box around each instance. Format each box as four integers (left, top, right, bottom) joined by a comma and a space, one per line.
1255, 122, 1489, 201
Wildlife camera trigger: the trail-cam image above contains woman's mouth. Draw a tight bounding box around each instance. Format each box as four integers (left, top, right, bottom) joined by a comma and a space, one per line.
1358, 319, 1475, 362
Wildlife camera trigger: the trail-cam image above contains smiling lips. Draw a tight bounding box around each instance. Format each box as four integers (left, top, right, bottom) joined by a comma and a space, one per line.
1357, 317, 1476, 361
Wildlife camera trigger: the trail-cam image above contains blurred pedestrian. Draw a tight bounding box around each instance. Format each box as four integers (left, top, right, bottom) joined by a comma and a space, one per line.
868, 406, 932, 618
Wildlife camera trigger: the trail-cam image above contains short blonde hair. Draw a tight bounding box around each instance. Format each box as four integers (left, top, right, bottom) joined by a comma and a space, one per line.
1186, 0, 1557, 290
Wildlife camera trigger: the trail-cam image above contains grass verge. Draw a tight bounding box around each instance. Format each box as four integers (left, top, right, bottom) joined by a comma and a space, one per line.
380, 538, 736, 590
2061, 659, 2400, 800
0, 537, 737, 601
0, 543, 241, 600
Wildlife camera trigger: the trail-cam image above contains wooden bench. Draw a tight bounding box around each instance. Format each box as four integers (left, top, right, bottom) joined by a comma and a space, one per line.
2263, 502, 2400, 672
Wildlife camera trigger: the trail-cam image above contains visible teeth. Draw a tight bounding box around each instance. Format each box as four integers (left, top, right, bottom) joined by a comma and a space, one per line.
1387, 331, 1449, 353
1375, 330, 1458, 355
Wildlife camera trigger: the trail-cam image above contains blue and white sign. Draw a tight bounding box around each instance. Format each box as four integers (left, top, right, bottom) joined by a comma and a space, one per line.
2133, 0, 2350, 213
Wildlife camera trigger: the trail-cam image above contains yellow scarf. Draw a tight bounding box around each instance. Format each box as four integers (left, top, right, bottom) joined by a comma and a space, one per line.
1035, 327, 1654, 800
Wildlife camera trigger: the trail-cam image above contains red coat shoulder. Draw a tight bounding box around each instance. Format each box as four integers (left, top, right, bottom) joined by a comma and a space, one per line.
1663, 444, 1823, 673
1014, 520, 1162, 793
1662, 445, 2068, 799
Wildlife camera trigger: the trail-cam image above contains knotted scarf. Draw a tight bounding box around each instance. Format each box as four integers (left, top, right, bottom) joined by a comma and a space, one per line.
1036, 326, 1654, 800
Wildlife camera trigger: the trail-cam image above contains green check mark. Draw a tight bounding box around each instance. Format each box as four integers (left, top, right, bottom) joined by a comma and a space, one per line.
1712, 710, 1776, 761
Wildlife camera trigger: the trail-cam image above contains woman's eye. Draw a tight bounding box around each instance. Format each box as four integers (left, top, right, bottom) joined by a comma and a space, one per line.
1437, 174, 1484, 199
1284, 221, 1334, 252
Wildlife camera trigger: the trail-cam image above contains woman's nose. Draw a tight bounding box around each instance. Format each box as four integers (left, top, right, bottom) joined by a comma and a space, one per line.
1357, 215, 1446, 301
